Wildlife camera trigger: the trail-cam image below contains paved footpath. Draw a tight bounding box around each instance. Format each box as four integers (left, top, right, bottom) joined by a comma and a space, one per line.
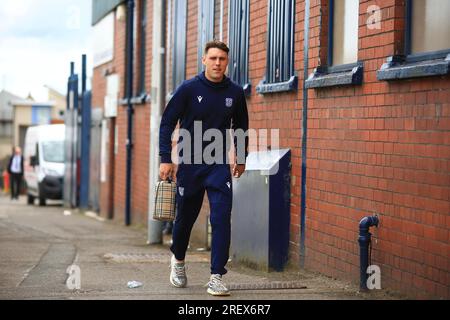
0, 193, 399, 300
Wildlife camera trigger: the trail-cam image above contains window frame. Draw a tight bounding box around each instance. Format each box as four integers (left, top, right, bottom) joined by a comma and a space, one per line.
305, 0, 363, 89
228, 0, 251, 95
377, 0, 450, 81
327, 0, 359, 71
120, 0, 148, 105
256, 0, 297, 94
404, 0, 450, 63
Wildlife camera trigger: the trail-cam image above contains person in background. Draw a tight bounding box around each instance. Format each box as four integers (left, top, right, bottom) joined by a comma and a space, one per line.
8, 146, 24, 200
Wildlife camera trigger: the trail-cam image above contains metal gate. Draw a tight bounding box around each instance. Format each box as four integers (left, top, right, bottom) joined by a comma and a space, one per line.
64, 69, 79, 208
64, 56, 91, 210
89, 108, 103, 212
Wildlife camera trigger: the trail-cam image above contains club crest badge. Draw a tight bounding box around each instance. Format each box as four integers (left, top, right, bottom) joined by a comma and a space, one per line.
225, 98, 233, 108
178, 187, 184, 196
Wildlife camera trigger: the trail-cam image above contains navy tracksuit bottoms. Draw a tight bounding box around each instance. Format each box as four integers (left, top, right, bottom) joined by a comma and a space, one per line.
170, 164, 232, 275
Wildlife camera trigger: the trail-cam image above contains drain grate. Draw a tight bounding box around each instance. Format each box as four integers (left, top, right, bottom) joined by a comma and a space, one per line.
228, 281, 307, 291
103, 254, 307, 291
103, 253, 208, 263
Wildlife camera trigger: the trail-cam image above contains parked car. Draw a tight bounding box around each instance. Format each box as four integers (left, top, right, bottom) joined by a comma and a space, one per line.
24, 124, 65, 205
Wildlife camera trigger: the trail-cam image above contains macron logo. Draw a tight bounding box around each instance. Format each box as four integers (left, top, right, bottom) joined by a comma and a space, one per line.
197, 96, 203, 103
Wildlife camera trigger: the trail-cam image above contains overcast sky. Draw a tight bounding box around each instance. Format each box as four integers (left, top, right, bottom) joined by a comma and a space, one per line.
0, 0, 93, 101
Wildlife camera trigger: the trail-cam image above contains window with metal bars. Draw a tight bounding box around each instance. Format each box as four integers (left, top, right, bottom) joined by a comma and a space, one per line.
198, 0, 215, 73
228, 0, 250, 95
172, 0, 187, 91
256, 0, 297, 94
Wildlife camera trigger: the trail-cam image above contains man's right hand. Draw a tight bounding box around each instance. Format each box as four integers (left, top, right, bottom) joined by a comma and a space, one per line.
159, 163, 175, 181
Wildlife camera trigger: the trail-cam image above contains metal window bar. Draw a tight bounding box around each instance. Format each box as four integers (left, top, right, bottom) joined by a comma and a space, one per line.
278, 0, 283, 82
236, 0, 242, 84
172, 0, 187, 91
289, 0, 295, 77
266, 1, 273, 83
328, 0, 334, 66
236, 0, 240, 82
273, 0, 279, 82
244, 0, 249, 84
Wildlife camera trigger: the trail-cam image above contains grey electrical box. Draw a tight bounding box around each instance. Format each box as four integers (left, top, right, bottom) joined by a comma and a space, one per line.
231, 149, 291, 271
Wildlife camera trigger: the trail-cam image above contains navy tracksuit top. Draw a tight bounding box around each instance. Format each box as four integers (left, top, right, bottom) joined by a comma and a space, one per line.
159, 72, 249, 165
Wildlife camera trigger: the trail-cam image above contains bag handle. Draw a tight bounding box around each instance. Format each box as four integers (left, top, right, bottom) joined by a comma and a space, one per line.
165, 177, 173, 183
154, 180, 163, 218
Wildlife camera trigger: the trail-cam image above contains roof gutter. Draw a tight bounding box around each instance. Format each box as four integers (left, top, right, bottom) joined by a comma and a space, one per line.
92, 0, 126, 25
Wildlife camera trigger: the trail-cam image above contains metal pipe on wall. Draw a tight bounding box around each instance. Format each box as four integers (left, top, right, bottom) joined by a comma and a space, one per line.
80, 54, 91, 210
358, 215, 379, 290
125, 0, 135, 226
300, 0, 311, 269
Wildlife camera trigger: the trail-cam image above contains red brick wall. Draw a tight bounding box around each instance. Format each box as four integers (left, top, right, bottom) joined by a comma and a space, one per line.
214, 0, 221, 41
304, 0, 450, 298
91, 66, 108, 219
92, 1, 153, 225
194, 0, 305, 257
112, 4, 128, 224
128, 0, 152, 225
184, 0, 449, 299
186, 0, 199, 79
245, 0, 305, 261
115, 0, 153, 225
90, 0, 450, 299
213, 0, 228, 43
91, 8, 126, 220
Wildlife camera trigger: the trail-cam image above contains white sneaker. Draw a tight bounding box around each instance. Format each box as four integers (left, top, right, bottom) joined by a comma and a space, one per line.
206, 274, 230, 296
170, 255, 187, 288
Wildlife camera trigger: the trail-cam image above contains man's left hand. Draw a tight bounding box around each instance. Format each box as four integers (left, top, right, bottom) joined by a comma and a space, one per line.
232, 164, 245, 178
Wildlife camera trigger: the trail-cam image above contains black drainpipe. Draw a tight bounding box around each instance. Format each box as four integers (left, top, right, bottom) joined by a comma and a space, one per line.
300, 0, 311, 268
358, 215, 379, 291
125, 0, 135, 226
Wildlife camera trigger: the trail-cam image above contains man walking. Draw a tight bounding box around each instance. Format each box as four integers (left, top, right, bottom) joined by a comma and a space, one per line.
159, 40, 249, 296
8, 146, 24, 200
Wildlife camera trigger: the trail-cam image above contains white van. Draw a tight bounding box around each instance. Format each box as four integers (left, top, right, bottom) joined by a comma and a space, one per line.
24, 124, 65, 206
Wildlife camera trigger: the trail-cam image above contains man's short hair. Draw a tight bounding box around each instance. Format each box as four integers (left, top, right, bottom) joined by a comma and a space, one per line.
204, 40, 229, 55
